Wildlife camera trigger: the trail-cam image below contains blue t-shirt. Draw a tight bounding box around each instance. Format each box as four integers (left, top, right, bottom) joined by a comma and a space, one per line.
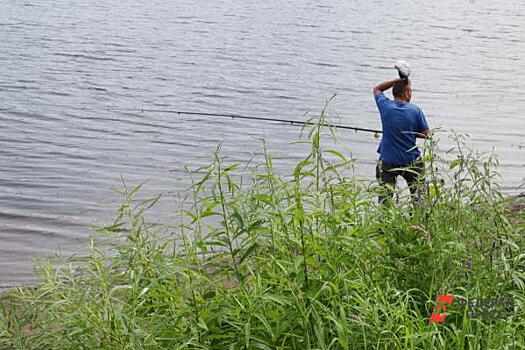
374, 92, 429, 166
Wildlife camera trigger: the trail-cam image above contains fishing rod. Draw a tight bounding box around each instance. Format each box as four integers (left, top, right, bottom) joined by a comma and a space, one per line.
1, 106, 382, 134
107, 108, 383, 135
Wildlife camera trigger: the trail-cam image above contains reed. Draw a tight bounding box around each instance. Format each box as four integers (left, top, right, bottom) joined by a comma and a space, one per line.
1, 108, 523, 349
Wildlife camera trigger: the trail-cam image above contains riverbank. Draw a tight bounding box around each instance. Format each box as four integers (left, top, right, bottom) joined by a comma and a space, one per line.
1, 123, 524, 349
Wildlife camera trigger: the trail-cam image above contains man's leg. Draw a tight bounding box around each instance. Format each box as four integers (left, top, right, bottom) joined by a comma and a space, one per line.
401, 159, 425, 205
376, 160, 397, 204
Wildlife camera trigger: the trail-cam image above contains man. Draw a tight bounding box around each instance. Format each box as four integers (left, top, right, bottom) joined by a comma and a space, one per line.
373, 77, 430, 204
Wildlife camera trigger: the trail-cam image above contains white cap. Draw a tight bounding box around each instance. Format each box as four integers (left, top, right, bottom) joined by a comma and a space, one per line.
394, 60, 411, 78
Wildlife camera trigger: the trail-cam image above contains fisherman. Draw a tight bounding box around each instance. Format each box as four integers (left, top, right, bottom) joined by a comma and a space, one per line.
373, 61, 430, 204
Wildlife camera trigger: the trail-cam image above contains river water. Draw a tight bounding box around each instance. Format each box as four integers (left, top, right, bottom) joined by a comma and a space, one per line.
0, 0, 524, 285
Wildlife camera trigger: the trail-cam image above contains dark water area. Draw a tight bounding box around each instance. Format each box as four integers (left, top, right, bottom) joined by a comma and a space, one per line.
0, 0, 524, 285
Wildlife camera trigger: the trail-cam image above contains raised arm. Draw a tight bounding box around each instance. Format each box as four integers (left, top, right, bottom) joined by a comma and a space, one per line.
373, 78, 406, 96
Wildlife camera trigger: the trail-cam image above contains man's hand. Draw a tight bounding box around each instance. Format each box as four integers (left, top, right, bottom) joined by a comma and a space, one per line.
373, 78, 406, 96
416, 128, 431, 139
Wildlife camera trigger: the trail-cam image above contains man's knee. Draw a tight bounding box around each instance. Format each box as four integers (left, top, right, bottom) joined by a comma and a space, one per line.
377, 161, 396, 183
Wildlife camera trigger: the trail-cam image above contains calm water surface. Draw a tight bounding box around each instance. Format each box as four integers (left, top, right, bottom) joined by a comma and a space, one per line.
1, 0, 524, 285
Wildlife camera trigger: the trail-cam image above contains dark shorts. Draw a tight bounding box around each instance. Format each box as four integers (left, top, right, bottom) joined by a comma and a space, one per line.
375, 158, 424, 203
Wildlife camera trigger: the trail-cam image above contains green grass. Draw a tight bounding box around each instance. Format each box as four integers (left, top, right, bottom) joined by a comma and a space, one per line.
1, 108, 524, 349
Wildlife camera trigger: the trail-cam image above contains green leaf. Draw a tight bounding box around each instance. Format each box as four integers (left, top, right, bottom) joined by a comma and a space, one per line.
109, 285, 132, 297
323, 148, 347, 161
253, 194, 272, 205
239, 243, 258, 264
294, 255, 304, 271
197, 318, 209, 331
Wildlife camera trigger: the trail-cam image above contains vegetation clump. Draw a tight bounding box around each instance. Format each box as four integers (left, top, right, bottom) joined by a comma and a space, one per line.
1, 111, 524, 349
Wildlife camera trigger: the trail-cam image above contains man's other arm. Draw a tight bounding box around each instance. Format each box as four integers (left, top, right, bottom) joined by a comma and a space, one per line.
416, 109, 430, 138
416, 129, 430, 139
